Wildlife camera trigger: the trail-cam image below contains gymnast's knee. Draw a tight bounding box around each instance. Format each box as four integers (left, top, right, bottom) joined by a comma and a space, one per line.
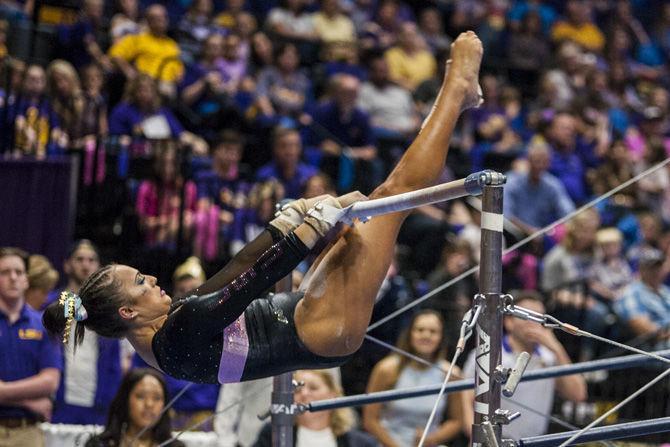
302, 323, 365, 357
323, 326, 365, 356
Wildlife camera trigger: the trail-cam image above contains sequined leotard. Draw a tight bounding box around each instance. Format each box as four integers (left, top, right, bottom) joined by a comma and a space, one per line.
151, 231, 350, 384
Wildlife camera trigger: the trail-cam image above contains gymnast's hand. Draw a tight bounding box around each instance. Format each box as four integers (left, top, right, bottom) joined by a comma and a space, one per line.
303, 195, 363, 237
335, 190, 368, 208
269, 191, 366, 236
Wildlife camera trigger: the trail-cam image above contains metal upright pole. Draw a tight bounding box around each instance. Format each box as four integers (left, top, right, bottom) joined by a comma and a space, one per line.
272, 275, 294, 447
472, 185, 505, 446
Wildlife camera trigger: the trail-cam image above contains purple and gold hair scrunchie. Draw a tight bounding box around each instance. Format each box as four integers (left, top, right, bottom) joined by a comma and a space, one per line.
58, 291, 88, 344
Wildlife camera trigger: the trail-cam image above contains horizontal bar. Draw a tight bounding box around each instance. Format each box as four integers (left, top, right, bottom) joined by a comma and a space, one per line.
518, 416, 670, 446
306, 349, 670, 412
346, 170, 505, 221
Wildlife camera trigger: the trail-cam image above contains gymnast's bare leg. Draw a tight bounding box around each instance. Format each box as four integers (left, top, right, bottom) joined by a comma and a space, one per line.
295, 32, 484, 357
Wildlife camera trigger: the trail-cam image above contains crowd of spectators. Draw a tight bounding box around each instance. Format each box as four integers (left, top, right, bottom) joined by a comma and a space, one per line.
2, 0, 670, 445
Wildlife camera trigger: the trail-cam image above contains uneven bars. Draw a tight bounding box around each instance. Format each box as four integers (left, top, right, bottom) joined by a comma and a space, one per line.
343, 170, 505, 222
305, 349, 670, 412
518, 416, 670, 446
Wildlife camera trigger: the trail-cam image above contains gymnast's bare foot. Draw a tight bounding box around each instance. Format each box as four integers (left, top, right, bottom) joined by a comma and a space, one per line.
447, 31, 484, 111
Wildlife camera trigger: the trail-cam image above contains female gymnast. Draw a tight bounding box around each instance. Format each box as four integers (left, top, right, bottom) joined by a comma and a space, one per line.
43, 32, 484, 385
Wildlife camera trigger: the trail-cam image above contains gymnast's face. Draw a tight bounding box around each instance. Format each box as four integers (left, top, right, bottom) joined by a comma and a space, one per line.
116, 265, 172, 321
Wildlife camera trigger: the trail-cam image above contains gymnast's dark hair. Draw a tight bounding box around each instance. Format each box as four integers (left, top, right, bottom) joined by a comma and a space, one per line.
84, 368, 185, 447
42, 264, 131, 347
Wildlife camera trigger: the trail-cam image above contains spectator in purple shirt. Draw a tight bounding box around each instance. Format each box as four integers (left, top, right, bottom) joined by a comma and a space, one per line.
193, 130, 251, 261
195, 129, 251, 215
218, 33, 248, 95
306, 73, 381, 193
1, 247, 61, 445
321, 41, 368, 82
180, 33, 247, 139
8, 64, 65, 158
109, 74, 208, 154
57, 0, 113, 71
256, 127, 318, 199
230, 180, 286, 256
109, 74, 182, 137
544, 112, 590, 204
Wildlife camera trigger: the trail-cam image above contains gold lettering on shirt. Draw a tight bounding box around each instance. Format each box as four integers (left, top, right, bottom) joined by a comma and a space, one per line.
18, 328, 43, 340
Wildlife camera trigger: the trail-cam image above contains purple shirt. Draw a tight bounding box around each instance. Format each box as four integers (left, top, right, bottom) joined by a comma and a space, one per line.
57, 19, 97, 68
108, 101, 184, 137
549, 149, 588, 205
6, 96, 62, 156
195, 169, 251, 211
217, 58, 247, 87
307, 101, 375, 148
230, 207, 266, 245
0, 303, 62, 419
45, 290, 122, 426
52, 338, 122, 425
256, 161, 318, 199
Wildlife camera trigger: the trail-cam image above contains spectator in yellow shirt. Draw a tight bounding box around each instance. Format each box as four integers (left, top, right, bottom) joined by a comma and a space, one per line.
313, 0, 356, 44
551, 0, 605, 52
384, 22, 436, 91
108, 4, 184, 84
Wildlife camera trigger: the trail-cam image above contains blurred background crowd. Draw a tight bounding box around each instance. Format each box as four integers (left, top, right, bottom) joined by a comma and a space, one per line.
1, 0, 670, 445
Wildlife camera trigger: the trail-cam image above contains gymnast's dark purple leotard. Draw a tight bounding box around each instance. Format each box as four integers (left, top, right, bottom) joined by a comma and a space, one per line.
151, 229, 350, 384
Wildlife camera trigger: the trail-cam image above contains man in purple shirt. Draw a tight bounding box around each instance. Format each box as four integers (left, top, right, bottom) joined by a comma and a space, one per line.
545, 112, 595, 205
306, 73, 381, 193
0, 247, 61, 445
57, 0, 111, 70
256, 127, 318, 199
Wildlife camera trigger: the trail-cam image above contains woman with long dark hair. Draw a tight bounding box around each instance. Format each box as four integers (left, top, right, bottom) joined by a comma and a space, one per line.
363, 310, 465, 447
85, 368, 185, 447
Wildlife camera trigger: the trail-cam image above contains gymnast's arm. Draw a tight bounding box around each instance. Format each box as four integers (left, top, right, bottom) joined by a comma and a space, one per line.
184, 228, 280, 298
168, 226, 320, 333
